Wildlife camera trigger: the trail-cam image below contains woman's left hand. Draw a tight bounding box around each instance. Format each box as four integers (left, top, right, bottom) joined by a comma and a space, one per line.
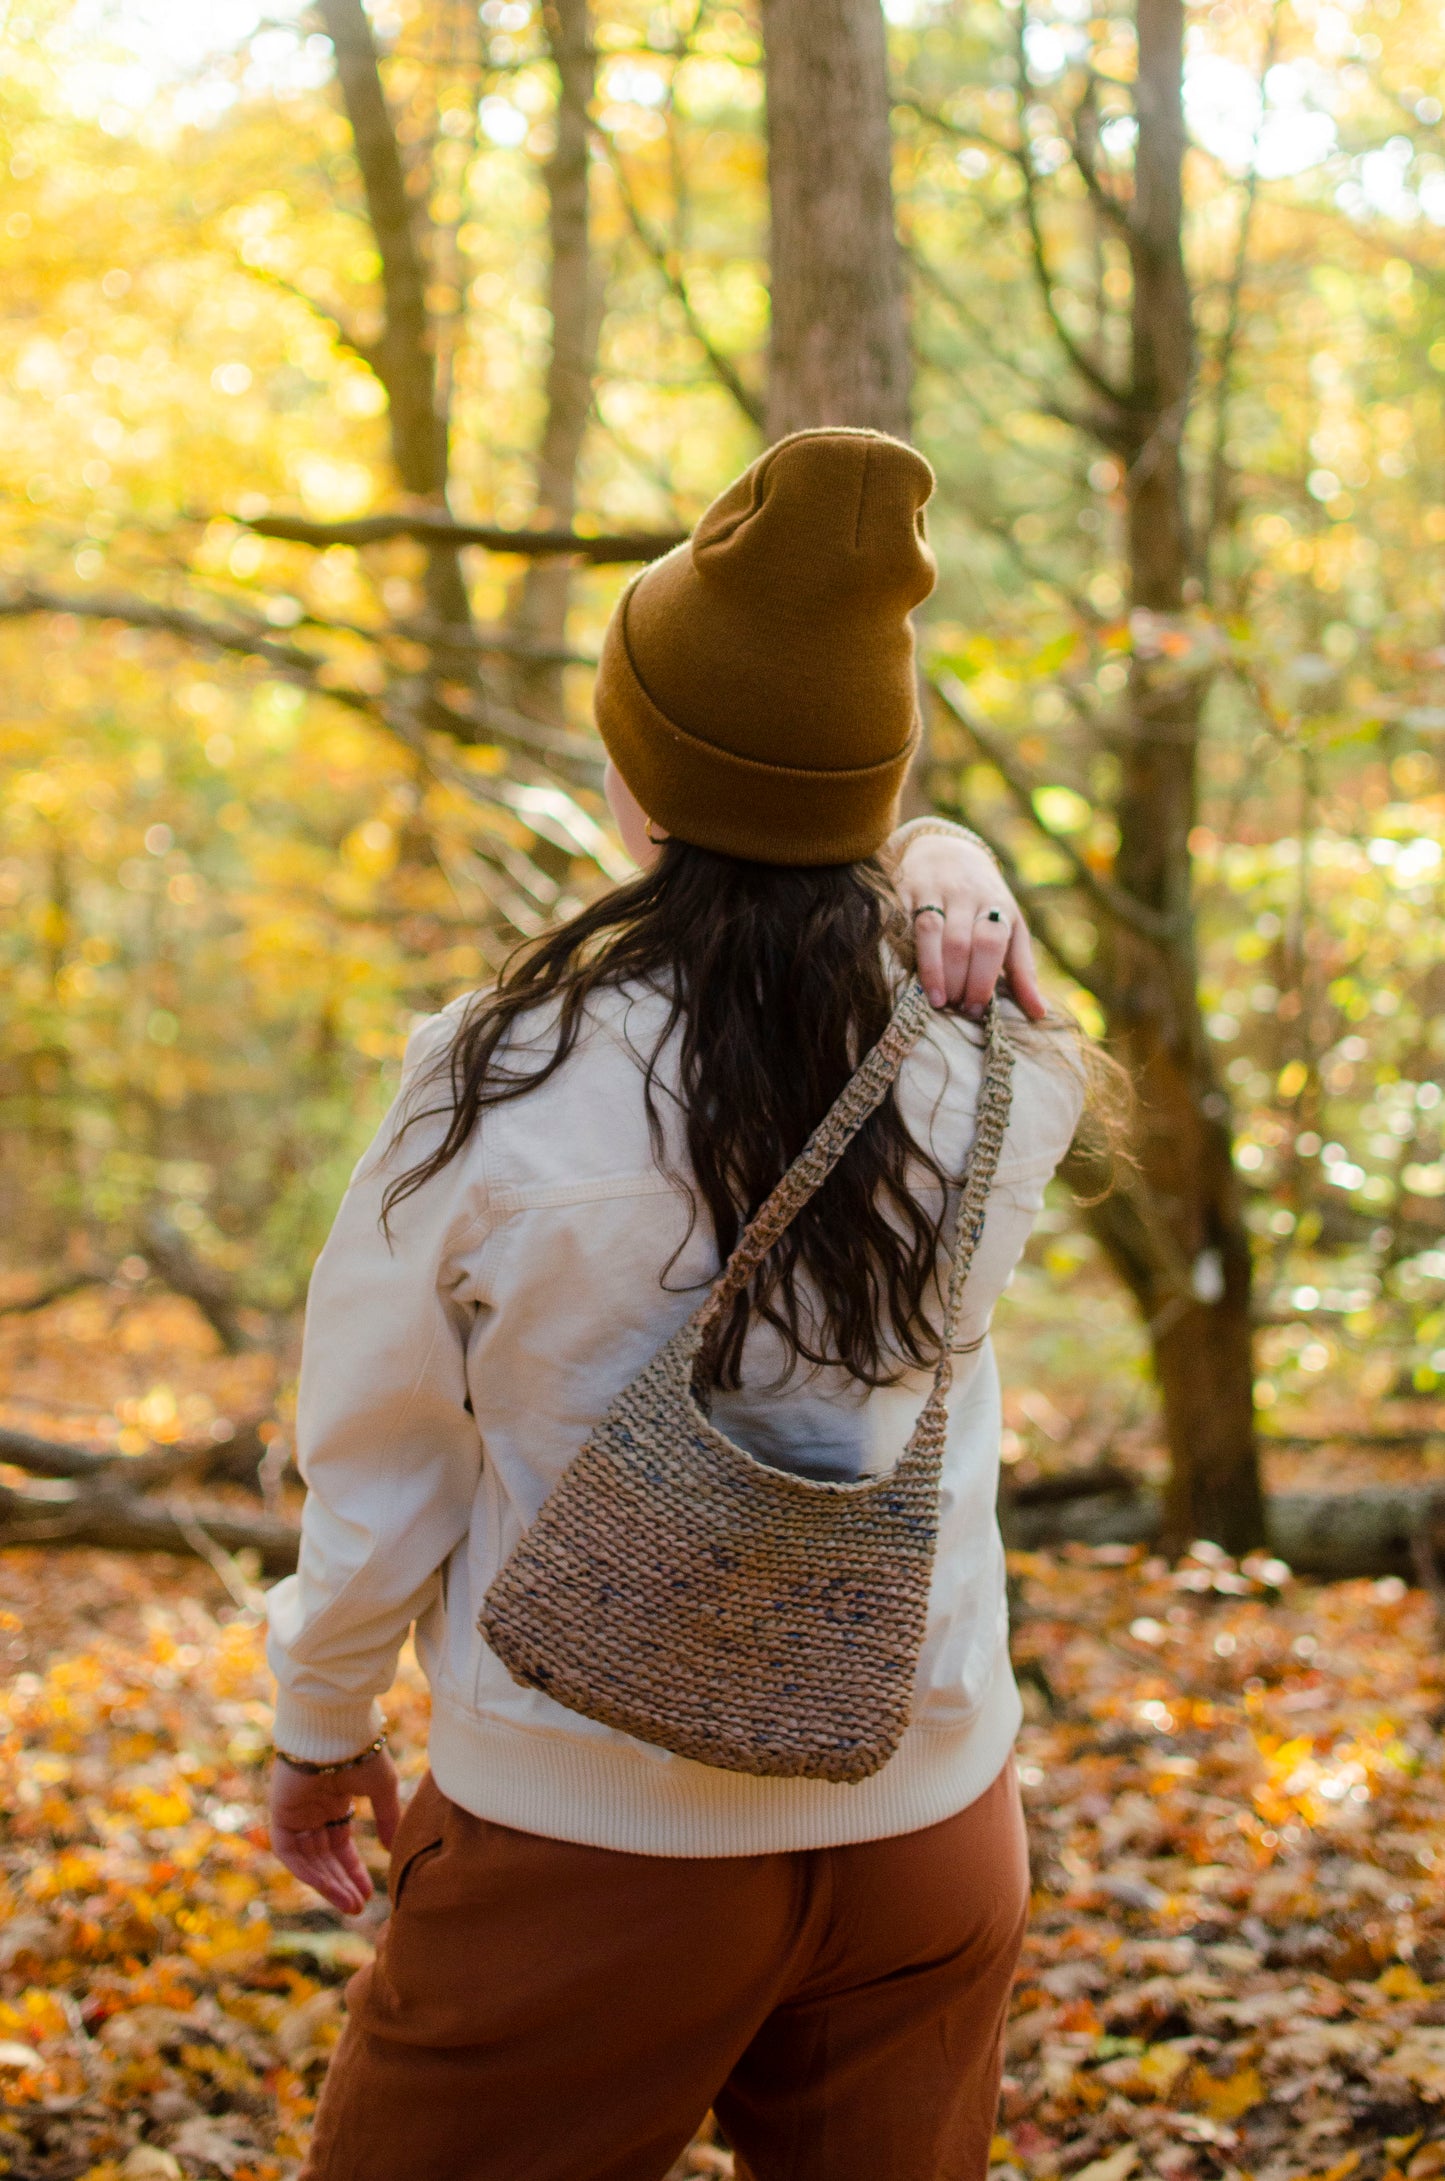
893, 830, 1046, 1020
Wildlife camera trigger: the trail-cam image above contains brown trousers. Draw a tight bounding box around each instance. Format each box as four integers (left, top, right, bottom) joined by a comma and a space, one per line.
302, 1761, 1028, 2181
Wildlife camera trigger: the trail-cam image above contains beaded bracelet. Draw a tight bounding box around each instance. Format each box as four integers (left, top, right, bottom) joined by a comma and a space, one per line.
273, 1730, 388, 1776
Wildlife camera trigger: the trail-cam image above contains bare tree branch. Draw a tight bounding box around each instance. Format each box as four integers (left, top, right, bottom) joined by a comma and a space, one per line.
0, 585, 344, 682
890, 89, 1013, 161
276, 605, 599, 667
932, 672, 1181, 942
0, 584, 605, 779
944, 492, 1108, 628
241, 510, 685, 560
227, 254, 383, 373
1012, 9, 1131, 419
511, 0, 603, 725
906, 244, 1105, 442
1203, 0, 1282, 589
592, 123, 765, 428
0, 1273, 108, 1318
1065, 71, 1135, 237
417, 686, 605, 776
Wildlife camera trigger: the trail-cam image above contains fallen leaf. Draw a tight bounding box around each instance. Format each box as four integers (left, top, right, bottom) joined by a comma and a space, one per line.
1379, 1965, 1438, 2002
273, 1985, 343, 2068
1069, 2147, 1138, 2181
99, 2006, 204, 2057
120, 2151, 184, 2180
1136, 2041, 1193, 2094
1055, 1998, 1102, 2035
1189, 2062, 1265, 2122
165, 2116, 256, 2177
268, 1926, 375, 1970
1385, 2029, 1445, 2099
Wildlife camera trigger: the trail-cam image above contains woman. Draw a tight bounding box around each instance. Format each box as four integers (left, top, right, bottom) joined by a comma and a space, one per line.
267, 430, 1089, 2181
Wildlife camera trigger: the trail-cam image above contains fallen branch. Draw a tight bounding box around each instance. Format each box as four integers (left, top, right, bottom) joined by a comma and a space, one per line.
0, 1405, 294, 1576
140, 1216, 259, 1355
1264, 1427, 1445, 1448
4, 1441, 1444, 1587
1008, 1463, 1139, 1508
0, 1273, 108, 1317
1003, 1480, 1445, 1580
0, 1483, 299, 1576
0, 1416, 273, 1490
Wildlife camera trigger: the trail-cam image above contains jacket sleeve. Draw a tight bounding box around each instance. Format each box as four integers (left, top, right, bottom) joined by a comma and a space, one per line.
265, 1011, 487, 1762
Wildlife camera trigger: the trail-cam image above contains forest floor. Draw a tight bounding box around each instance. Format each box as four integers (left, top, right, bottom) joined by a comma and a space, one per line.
6, 1282, 1445, 2177
2, 1543, 1445, 2180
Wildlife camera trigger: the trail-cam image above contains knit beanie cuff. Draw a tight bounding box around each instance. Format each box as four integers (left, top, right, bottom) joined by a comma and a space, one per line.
596, 594, 919, 867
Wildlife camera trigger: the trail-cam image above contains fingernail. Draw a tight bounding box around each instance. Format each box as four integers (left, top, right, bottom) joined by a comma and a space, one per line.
928, 985, 945, 1007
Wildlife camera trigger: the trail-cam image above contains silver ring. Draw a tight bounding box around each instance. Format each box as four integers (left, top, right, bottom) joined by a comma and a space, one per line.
322, 1812, 353, 1829
980, 908, 1007, 925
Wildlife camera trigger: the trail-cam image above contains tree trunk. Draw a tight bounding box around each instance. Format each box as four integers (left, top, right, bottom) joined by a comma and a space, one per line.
1089, 0, 1264, 1555
511, 0, 598, 726
760, 0, 910, 439
317, 0, 471, 634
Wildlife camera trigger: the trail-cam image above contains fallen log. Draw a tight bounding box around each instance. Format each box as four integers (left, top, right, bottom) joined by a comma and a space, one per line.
1002, 1480, 1445, 1580
0, 1417, 274, 1490
0, 1481, 300, 1575
4, 1416, 1444, 1584
1008, 1464, 1139, 1508
4, 1474, 1442, 1586
0, 1415, 299, 1576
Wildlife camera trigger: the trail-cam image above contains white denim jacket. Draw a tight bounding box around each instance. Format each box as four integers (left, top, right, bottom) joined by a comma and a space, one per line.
266, 979, 1081, 1856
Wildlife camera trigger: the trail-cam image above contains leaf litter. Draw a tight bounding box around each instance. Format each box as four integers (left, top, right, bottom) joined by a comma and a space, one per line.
2, 1540, 1445, 2178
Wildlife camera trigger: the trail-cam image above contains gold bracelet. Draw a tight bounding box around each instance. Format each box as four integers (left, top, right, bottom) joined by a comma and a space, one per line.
273, 1730, 388, 1776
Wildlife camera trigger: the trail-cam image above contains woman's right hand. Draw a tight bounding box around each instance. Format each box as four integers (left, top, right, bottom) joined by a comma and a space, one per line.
268, 1748, 401, 1917
894, 830, 1046, 1019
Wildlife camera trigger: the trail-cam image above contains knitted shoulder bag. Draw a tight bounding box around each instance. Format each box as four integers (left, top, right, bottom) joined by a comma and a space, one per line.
480, 979, 1015, 1785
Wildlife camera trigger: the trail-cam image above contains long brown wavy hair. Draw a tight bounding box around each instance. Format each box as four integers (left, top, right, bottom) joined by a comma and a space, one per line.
382, 840, 977, 1388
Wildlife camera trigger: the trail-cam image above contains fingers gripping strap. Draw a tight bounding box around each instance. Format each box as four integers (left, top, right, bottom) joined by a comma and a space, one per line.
697, 980, 934, 1334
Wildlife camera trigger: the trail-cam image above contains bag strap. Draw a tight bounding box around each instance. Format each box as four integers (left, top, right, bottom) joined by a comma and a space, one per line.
926, 1003, 1013, 1401
694, 980, 1013, 1356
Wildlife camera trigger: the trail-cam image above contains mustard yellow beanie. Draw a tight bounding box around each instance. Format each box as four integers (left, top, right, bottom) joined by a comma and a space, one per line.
593, 428, 937, 866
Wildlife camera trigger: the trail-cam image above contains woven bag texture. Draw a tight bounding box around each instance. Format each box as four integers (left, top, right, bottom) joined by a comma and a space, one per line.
480, 981, 1015, 1784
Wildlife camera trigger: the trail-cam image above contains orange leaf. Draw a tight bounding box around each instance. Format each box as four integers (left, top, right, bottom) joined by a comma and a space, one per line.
1189, 2063, 1265, 2122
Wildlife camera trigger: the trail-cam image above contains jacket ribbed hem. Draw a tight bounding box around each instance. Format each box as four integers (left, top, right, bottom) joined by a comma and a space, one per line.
426, 1647, 1021, 1859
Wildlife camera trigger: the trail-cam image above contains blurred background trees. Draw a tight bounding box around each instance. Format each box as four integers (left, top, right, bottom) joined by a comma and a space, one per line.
4, 0, 1445, 1552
